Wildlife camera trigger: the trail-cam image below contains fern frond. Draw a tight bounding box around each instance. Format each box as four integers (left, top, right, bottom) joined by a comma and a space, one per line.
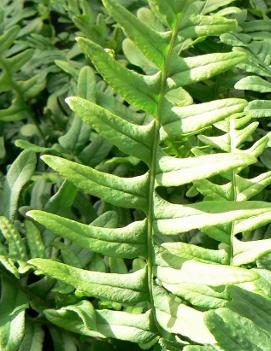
25, 0, 271, 349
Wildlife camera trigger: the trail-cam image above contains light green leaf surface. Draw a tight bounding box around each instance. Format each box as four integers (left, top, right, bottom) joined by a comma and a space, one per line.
170, 51, 247, 87
29, 258, 148, 303
206, 308, 271, 351
27, 210, 147, 259
19, 322, 44, 351
227, 286, 271, 332
235, 76, 271, 93
161, 98, 247, 136
156, 152, 255, 187
0, 277, 28, 351
0, 217, 28, 260
77, 37, 158, 114
103, 0, 168, 68
156, 261, 257, 286
153, 286, 216, 344
246, 100, 271, 118
0, 26, 20, 51
66, 97, 154, 164
148, 0, 178, 27
179, 15, 237, 39
41, 155, 149, 210
233, 237, 271, 265
202, 0, 236, 14
154, 195, 271, 235
162, 242, 228, 264
0, 151, 36, 219
44, 300, 156, 343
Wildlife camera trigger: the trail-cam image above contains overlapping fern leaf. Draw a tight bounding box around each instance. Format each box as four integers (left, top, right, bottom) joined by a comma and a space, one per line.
186, 111, 271, 349
0, 149, 130, 350
0, 25, 46, 123
22, 0, 271, 349
219, 1, 271, 118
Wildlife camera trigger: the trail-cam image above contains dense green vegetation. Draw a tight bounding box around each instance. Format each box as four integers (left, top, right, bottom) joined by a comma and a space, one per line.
2, 0, 271, 350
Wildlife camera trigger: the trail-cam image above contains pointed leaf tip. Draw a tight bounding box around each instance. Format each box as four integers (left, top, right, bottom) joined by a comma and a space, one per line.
26, 210, 34, 219
65, 96, 75, 108
41, 154, 58, 166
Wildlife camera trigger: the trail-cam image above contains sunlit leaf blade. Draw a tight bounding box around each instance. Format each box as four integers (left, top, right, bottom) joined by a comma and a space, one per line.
236, 172, 271, 201
103, 0, 168, 68
44, 300, 156, 343
66, 97, 154, 164
162, 242, 228, 264
0, 256, 19, 278
235, 76, 271, 93
148, 0, 178, 27
41, 155, 148, 211
194, 179, 231, 201
77, 37, 158, 114
154, 195, 271, 235
29, 258, 148, 303
153, 286, 216, 344
227, 286, 271, 332
156, 261, 257, 287
156, 152, 255, 187
205, 308, 271, 351
24, 220, 46, 259
27, 210, 147, 259
169, 51, 247, 87
122, 38, 157, 74
165, 283, 229, 309
161, 98, 247, 136
246, 100, 271, 118
202, 0, 236, 14
179, 15, 237, 39
1, 0, 268, 349
234, 212, 271, 234
183, 346, 218, 351
233, 237, 271, 266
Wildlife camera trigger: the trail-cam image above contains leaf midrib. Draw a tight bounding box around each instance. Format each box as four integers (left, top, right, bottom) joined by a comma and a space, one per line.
229, 117, 238, 264
146, 13, 182, 334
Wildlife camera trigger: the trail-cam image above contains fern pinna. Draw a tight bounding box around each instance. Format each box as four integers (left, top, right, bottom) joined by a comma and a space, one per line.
0, 26, 46, 123
220, 6, 271, 122
25, 1, 271, 350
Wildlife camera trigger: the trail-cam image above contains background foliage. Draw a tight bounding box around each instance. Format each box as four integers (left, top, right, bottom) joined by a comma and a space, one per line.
1, 0, 271, 350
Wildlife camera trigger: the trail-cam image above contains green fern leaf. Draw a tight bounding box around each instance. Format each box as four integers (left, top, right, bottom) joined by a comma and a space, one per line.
29, 258, 148, 303
27, 211, 147, 259
44, 300, 156, 344
161, 98, 247, 136
0, 150, 36, 219
25, 0, 270, 348
0, 277, 28, 351
77, 37, 159, 114
41, 155, 148, 211
205, 308, 271, 351
103, 0, 168, 68
66, 97, 155, 165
